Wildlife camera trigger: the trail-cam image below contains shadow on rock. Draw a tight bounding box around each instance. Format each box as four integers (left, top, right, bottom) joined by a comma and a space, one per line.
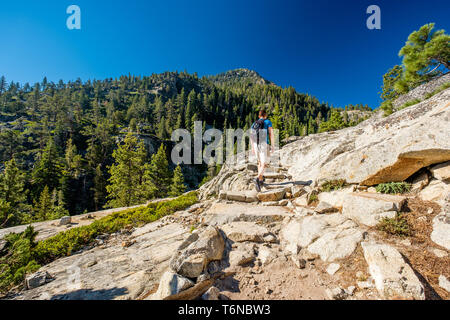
50, 287, 128, 300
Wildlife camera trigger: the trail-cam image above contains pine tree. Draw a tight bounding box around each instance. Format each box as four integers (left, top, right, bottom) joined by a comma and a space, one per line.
168, 165, 186, 197
396, 23, 450, 92
60, 138, 85, 215
31, 138, 64, 199
0, 76, 6, 94
106, 133, 149, 208
92, 164, 106, 211
0, 158, 30, 227
318, 109, 347, 133
146, 144, 172, 198
34, 186, 53, 221
380, 65, 403, 102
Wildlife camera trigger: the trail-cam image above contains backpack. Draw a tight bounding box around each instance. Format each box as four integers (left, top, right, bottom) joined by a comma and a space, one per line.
251, 119, 267, 145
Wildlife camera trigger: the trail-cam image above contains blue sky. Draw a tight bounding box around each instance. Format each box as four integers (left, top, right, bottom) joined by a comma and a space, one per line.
1, 0, 449, 108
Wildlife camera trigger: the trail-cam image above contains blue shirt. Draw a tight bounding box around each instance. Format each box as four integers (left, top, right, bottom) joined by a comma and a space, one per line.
259, 118, 272, 144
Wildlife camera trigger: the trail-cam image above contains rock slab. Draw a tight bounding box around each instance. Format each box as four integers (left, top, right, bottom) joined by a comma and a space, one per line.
361, 242, 425, 300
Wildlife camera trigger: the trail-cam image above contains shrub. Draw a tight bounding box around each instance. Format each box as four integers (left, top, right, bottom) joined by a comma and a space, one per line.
376, 213, 411, 237
380, 100, 394, 116
0, 192, 198, 293
308, 193, 318, 204
398, 98, 421, 110
0, 226, 41, 292
375, 182, 411, 194
424, 82, 450, 99
320, 179, 346, 192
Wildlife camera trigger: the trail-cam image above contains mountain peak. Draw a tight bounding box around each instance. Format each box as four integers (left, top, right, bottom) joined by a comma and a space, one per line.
208, 68, 273, 86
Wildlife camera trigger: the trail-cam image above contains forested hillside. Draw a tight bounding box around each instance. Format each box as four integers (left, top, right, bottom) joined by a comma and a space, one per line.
0, 69, 370, 228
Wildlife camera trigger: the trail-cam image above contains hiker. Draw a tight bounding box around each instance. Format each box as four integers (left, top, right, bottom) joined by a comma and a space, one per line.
250, 108, 275, 192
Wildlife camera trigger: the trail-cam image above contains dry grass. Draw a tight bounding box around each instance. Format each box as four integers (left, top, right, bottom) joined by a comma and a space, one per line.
372, 197, 449, 300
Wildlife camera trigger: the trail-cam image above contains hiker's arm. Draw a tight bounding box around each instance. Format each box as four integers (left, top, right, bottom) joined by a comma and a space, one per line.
269, 127, 275, 151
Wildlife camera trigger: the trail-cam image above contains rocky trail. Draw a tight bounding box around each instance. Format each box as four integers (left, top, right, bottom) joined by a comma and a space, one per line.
2, 88, 450, 300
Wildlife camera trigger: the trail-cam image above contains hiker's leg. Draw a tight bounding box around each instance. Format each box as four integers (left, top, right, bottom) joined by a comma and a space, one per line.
258, 148, 268, 181
258, 162, 265, 180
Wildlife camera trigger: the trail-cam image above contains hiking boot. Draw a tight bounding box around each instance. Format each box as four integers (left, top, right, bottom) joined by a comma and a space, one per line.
254, 178, 261, 192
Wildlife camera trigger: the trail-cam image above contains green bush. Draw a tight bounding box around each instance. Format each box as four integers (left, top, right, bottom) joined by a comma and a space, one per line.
320, 179, 346, 192
0, 192, 198, 292
398, 98, 421, 110
424, 82, 450, 99
380, 100, 394, 116
376, 213, 411, 237
375, 182, 411, 194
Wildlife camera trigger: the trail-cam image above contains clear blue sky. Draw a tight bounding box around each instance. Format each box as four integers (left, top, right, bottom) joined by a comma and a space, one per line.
1, 0, 449, 108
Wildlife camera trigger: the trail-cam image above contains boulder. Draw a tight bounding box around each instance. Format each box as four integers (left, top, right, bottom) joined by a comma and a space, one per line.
257, 189, 286, 202
291, 255, 306, 269
293, 194, 308, 207
430, 161, 450, 182
430, 211, 450, 250
342, 192, 405, 226
306, 222, 363, 262
221, 222, 269, 243
202, 286, 220, 300
59, 216, 72, 226
326, 287, 348, 300
280, 214, 363, 261
314, 201, 338, 214
431, 248, 447, 258
438, 275, 450, 293
151, 271, 194, 300
26, 271, 52, 289
229, 244, 256, 266
170, 226, 225, 278
361, 242, 425, 300
326, 263, 341, 275
419, 179, 449, 202
229, 251, 255, 266
317, 186, 355, 208
257, 246, 278, 265
291, 185, 306, 197
410, 171, 429, 193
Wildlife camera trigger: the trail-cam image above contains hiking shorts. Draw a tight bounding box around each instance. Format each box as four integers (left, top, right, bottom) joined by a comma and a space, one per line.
252, 142, 270, 165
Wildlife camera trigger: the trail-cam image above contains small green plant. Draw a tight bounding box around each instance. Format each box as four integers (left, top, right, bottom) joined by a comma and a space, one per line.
375, 182, 411, 194
376, 213, 411, 237
308, 193, 318, 204
321, 179, 346, 192
189, 225, 196, 233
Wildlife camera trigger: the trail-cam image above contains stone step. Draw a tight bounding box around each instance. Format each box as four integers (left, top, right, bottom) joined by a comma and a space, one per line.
203, 202, 293, 226
245, 163, 288, 173
262, 183, 293, 190
257, 188, 287, 202
219, 190, 258, 203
